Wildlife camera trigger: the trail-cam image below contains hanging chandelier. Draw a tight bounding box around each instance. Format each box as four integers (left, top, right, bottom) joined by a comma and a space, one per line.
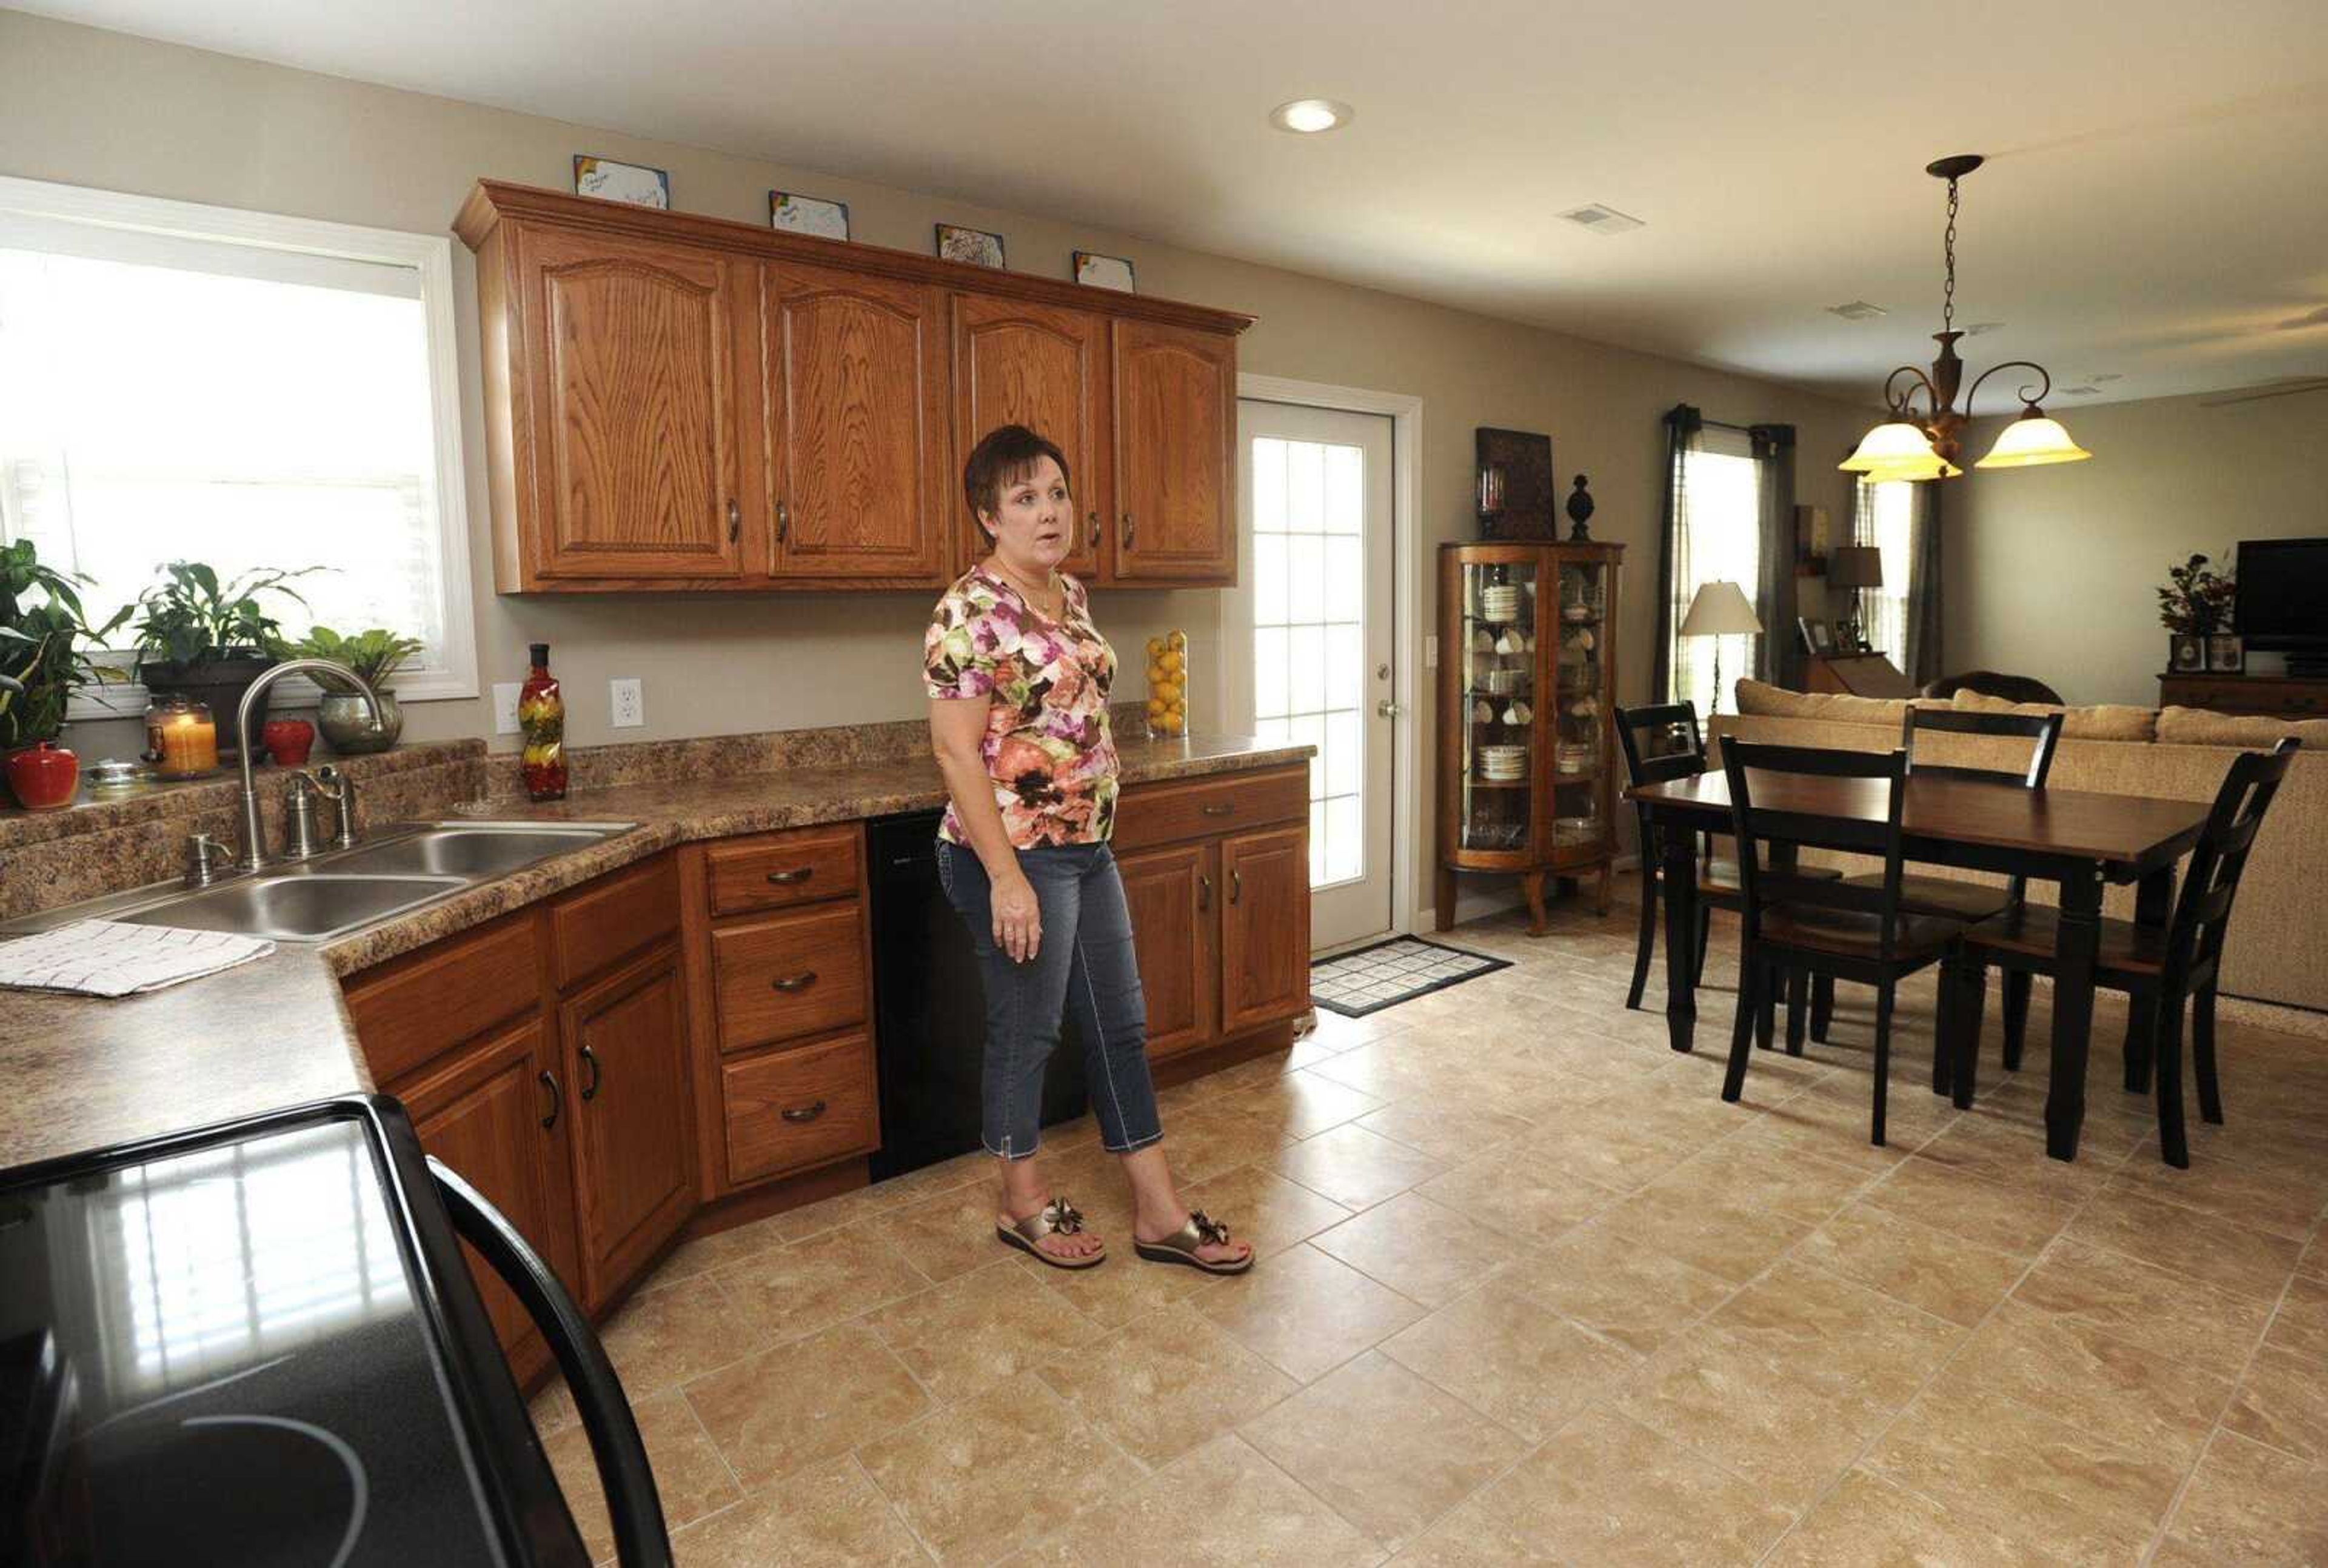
1841, 155, 2092, 482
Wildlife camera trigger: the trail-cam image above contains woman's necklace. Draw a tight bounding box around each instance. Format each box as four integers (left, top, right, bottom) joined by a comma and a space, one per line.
992, 559, 1062, 620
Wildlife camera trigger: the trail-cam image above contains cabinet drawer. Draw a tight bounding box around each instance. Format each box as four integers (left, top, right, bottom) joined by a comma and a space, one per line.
1112, 766, 1308, 853
706, 826, 861, 916
712, 902, 867, 1052
549, 853, 679, 990
346, 915, 542, 1084
723, 1033, 878, 1184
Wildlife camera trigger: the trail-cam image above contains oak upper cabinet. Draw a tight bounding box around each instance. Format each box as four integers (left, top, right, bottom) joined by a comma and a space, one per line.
1219, 824, 1311, 1035
513, 225, 753, 584
559, 942, 695, 1307
1112, 319, 1236, 584
1114, 841, 1216, 1059
761, 261, 952, 586
951, 295, 1109, 579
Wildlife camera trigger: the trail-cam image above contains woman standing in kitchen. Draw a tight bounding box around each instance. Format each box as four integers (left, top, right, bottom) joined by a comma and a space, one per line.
924, 424, 1251, 1274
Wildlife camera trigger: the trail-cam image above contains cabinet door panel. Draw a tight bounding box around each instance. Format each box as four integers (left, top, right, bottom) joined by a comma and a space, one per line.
1116, 841, 1216, 1059
763, 261, 950, 582
952, 295, 1108, 578
397, 1017, 574, 1376
562, 944, 694, 1304
1112, 319, 1236, 583
524, 227, 747, 579
1220, 825, 1311, 1034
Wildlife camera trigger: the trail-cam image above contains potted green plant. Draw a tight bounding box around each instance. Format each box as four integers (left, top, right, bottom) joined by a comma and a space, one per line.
2156, 552, 2236, 673
130, 561, 312, 758
279, 625, 423, 753
1, 539, 132, 809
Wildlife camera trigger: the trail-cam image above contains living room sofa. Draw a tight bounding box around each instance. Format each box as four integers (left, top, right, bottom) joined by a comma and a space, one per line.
1710, 682, 2328, 1012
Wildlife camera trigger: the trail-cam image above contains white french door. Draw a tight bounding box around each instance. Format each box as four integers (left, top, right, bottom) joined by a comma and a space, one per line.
1228, 400, 1396, 950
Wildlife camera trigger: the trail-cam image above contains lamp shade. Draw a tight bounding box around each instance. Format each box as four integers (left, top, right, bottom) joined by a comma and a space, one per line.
1859, 453, 1963, 482
1975, 410, 2092, 469
1680, 579, 1763, 637
1839, 421, 1941, 473
1828, 545, 1884, 589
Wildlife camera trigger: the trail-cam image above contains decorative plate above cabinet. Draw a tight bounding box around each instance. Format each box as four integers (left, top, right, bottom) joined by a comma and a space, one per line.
454, 181, 1253, 593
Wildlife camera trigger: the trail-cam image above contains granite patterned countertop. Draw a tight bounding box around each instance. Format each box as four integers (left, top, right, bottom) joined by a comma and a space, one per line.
0, 731, 1308, 1173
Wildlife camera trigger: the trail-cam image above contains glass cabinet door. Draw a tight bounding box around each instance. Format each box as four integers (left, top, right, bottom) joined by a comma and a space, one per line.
1457, 556, 1539, 853
1550, 557, 1610, 853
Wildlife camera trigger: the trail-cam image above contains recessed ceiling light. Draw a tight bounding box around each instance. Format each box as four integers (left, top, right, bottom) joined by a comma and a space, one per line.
1826, 301, 1888, 321
2089, 372, 2124, 383
1559, 204, 1645, 235
1269, 98, 1353, 134
2058, 385, 2103, 396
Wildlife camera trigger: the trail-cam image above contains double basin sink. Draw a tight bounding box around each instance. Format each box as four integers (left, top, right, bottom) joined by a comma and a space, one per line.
54, 822, 634, 943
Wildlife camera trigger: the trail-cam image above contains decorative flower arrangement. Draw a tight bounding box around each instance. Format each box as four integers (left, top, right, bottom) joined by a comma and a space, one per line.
2156, 553, 2236, 635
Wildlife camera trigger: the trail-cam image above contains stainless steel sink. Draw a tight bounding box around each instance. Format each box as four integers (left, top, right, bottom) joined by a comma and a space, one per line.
319, 826, 617, 879
115, 875, 467, 942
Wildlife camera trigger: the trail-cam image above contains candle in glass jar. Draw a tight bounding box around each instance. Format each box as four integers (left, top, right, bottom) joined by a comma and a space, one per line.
158, 712, 218, 777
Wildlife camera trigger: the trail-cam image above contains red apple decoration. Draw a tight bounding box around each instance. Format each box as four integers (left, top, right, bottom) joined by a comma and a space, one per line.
263, 718, 316, 767
6, 741, 79, 811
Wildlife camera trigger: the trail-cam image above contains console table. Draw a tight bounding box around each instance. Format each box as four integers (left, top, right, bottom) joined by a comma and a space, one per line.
2158, 672, 2328, 719
1805, 652, 1918, 698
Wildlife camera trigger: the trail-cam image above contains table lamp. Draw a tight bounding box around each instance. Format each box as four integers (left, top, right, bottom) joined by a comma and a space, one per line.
1828, 545, 1884, 653
1680, 580, 1762, 714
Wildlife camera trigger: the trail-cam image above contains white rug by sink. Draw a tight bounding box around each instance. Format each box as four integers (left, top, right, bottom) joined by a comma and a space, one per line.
0, 919, 274, 998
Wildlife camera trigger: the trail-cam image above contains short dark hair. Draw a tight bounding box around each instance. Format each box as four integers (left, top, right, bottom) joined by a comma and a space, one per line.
963, 424, 1071, 534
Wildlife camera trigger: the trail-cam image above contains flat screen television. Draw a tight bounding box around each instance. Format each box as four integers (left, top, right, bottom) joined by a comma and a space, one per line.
2235, 538, 2328, 662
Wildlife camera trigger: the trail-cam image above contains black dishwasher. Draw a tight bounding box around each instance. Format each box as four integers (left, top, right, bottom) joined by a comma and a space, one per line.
868, 810, 1087, 1180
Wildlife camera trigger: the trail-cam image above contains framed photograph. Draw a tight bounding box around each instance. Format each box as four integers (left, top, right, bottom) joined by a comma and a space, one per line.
2170, 633, 2206, 673
1073, 250, 1137, 293
2207, 633, 2245, 673
1474, 427, 1556, 540
935, 223, 1006, 269
1798, 617, 1832, 654
572, 155, 669, 209
771, 191, 850, 241
1796, 504, 1831, 563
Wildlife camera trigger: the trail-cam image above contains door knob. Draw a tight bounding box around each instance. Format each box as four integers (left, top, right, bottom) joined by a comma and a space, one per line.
1377, 699, 1402, 718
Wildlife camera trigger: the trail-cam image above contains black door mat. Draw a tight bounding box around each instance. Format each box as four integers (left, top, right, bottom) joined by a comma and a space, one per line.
1310, 936, 1511, 1018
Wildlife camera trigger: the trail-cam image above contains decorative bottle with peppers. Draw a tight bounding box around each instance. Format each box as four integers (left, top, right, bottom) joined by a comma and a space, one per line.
518, 642, 567, 801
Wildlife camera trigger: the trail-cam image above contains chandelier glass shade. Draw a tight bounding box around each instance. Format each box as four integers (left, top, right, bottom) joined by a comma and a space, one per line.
1844, 156, 2090, 481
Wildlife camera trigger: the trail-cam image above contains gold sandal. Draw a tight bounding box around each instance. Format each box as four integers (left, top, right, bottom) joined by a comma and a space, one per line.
995, 1196, 1105, 1270
1133, 1209, 1252, 1275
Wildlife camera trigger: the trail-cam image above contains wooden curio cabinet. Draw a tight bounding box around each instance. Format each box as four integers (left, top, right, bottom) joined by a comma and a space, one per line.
1434, 540, 1624, 935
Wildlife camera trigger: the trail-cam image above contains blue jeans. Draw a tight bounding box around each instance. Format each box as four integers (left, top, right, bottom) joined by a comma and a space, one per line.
937, 839, 1162, 1159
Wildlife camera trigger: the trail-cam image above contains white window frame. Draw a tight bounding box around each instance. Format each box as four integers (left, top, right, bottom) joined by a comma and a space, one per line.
0, 174, 478, 719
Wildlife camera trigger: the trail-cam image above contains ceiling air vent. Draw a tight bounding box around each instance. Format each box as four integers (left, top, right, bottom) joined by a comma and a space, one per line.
1560, 204, 1644, 235
2058, 385, 2103, 396
1825, 301, 1888, 321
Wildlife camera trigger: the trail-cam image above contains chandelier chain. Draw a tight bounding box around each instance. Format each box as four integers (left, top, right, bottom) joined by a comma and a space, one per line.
1942, 177, 1959, 334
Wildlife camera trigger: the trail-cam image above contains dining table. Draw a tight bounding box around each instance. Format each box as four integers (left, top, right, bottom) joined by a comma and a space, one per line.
1627, 769, 2213, 1161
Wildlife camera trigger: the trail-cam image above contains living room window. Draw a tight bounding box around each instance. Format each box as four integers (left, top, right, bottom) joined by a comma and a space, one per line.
1854, 475, 1930, 677
1662, 425, 1764, 715
0, 176, 475, 711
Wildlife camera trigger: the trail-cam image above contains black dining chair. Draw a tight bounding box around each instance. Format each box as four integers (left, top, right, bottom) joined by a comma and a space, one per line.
1827, 706, 2062, 1084
1718, 740, 1972, 1146
1942, 738, 2300, 1167
1614, 701, 1841, 1013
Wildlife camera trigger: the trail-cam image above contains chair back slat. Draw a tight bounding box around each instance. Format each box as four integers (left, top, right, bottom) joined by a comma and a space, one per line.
2167, 738, 2301, 981
1617, 702, 1710, 879
1902, 706, 2061, 902
1721, 739, 1911, 959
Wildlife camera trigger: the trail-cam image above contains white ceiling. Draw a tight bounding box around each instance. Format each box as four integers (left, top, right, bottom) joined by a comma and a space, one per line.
20, 0, 2328, 407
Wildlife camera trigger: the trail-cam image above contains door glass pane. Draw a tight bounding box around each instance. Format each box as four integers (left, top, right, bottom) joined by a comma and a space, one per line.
1250, 436, 1369, 890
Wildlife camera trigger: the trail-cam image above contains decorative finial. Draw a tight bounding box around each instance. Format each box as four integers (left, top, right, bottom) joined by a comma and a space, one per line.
1565, 475, 1595, 541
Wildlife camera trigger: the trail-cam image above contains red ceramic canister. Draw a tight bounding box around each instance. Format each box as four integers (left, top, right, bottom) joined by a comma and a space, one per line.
5, 741, 79, 811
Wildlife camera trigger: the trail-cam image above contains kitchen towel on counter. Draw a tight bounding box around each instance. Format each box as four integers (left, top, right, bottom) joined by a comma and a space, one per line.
0, 919, 275, 998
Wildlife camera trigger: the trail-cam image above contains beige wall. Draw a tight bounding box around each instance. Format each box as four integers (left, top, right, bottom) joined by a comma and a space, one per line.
4, 10, 1873, 918
1945, 390, 2321, 706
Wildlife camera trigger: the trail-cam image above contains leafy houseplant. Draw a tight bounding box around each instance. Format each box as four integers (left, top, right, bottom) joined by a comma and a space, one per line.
278, 626, 422, 753
1, 539, 131, 807
131, 561, 313, 758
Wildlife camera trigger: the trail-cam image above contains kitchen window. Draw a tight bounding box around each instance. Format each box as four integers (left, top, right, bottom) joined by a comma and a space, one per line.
0, 176, 475, 711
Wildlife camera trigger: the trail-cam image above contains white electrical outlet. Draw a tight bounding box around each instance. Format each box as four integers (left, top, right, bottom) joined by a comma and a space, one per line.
610, 677, 644, 729
493, 682, 521, 735
1424, 635, 1439, 670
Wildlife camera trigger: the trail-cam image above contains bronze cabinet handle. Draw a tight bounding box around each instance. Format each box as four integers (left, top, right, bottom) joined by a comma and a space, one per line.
1087, 511, 1099, 549
1198, 873, 1211, 911
764, 867, 814, 885
578, 1046, 601, 1102
780, 1100, 828, 1124
776, 498, 790, 542
538, 1070, 561, 1130
1122, 510, 1135, 549
1200, 803, 1235, 817
726, 498, 740, 542
772, 970, 818, 993
1229, 869, 1242, 905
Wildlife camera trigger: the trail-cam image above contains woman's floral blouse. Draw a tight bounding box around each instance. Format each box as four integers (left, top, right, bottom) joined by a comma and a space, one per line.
924, 564, 1119, 849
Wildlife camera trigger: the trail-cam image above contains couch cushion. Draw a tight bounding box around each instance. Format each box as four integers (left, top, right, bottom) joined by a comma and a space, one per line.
1734, 679, 1909, 729
2155, 706, 2328, 749
1950, 689, 2157, 743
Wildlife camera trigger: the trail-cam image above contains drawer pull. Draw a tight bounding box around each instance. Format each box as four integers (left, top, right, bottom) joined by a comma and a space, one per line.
765, 867, 814, 886
780, 1100, 828, 1124
771, 970, 819, 993
1200, 803, 1236, 817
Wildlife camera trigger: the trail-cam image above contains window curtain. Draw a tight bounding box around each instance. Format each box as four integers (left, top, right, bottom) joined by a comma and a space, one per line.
1654, 405, 1702, 707
1660, 405, 1791, 713
1750, 424, 1798, 688
1851, 476, 1944, 684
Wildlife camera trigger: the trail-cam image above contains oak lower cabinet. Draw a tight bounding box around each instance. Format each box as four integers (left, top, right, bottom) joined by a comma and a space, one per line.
558, 942, 695, 1307
1112, 763, 1311, 1058
951, 294, 1109, 579
393, 1015, 575, 1384
1112, 319, 1237, 584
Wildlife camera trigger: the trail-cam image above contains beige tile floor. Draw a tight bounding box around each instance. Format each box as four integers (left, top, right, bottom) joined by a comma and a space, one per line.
531, 883, 2328, 1566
